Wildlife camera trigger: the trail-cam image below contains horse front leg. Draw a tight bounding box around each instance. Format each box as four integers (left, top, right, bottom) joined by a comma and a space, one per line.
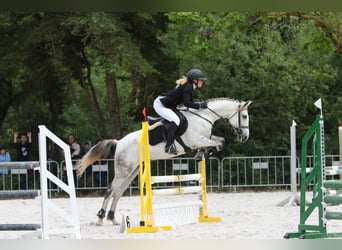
210, 135, 225, 151
195, 135, 224, 151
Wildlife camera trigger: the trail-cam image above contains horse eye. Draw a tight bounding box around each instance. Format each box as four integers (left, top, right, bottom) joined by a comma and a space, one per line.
242, 115, 247, 119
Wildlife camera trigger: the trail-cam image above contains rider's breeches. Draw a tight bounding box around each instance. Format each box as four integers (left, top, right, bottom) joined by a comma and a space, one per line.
153, 96, 180, 126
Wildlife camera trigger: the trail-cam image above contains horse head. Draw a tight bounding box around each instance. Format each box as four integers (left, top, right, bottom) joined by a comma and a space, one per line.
206, 98, 252, 143
229, 100, 252, 143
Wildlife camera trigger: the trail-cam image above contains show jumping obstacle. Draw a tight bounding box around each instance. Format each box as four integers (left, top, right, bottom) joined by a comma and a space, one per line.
0, 161, 40, 199
38, 125, 81, 239
285, 114, 342, 239
126, 114, 221, 233
277, 120, 300, 206
0, 190, 39, 199
0, 161, 40, 200
0, 126, 81, 239
0, 162, 40, 231
0, 224, 40, 231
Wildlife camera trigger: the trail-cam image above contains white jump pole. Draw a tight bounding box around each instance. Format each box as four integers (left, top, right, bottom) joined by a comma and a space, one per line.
38, 125, 81, 239
151, 174, 201, 184
277, 120, 300, 206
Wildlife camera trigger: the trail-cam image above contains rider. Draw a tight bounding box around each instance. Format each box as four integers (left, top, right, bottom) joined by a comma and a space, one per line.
153, 69, 208, 154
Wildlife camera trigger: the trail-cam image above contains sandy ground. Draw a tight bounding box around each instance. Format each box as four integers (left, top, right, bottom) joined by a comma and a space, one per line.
1, 191, 342, 239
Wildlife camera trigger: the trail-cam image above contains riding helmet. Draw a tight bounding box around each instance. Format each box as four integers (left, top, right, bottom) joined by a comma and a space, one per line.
186, 69, 207, 82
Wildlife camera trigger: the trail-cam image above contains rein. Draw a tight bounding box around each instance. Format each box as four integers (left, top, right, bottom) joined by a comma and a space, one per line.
187, 104, 249, 137
187, 110, 214, 126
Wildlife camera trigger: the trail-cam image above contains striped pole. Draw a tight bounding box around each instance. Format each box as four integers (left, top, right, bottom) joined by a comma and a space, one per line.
151, 174, 201, 184
152, 186, 202, 196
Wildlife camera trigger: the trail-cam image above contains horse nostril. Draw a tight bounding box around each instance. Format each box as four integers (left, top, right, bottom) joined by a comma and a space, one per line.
242, 135, 249, 143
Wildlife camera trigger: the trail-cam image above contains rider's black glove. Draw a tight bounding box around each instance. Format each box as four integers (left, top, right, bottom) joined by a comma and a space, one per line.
199, 102, 208, 109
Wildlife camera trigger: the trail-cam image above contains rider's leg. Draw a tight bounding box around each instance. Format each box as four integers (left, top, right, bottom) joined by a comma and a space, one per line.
165, 122, 178, 154
153, 97, 180, 154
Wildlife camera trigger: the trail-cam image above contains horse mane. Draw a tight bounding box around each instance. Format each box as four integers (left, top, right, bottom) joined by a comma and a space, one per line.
206, 97, 241, 103
178, 97, 242, 111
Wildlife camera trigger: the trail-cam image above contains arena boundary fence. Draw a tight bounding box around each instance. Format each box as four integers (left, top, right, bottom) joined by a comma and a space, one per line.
1, 155, 341, 194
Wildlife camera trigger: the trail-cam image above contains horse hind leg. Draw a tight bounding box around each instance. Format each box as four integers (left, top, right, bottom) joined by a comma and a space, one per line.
95, 186, 115, 226
106, 167, 139, 225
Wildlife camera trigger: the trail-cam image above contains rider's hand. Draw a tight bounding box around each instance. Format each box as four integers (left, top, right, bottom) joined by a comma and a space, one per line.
200, 102, 208, 109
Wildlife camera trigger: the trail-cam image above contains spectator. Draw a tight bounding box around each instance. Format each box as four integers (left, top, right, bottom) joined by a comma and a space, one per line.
0, 147, 10, 188
67, 134, 81, 160
47, 142, 56, 161
67, 134, 81, 187
13, 131, 32, 161
82, 140, 92, 157
0, 147, 11, 162
13, 131, 32, 189
47, 141, 59, 190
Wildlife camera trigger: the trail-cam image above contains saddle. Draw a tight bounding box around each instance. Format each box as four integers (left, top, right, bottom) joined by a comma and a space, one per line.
147, 110, 191, 153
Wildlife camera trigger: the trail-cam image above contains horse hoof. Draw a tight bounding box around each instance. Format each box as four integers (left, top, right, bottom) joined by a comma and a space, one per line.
111, 219, 120, 225
194, 151, 204, 161
95, 219, 103, 226
216, 144, 223, 152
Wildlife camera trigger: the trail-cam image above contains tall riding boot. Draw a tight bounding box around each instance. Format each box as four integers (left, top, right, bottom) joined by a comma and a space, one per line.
165, 122, 178, 154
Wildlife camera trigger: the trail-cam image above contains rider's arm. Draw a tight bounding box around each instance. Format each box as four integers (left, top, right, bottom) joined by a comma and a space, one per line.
182, 84, 200, 109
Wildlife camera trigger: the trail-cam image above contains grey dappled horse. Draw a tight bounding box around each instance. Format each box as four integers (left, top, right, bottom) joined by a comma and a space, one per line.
78, 98, 252, 225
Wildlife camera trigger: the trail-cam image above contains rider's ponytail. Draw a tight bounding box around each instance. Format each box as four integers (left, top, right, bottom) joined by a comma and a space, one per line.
175, 76, 188, 88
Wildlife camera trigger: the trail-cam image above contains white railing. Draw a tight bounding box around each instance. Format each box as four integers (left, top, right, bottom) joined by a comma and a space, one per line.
0, 155, 340, 194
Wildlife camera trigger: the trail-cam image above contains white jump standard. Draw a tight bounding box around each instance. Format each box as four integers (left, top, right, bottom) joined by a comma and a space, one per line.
0, 126, 81, 238
38, 125, 81, 239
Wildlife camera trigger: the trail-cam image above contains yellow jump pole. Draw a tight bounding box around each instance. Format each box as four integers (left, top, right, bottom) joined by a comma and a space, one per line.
127, 108, 159, 233
198, 153, 222, 223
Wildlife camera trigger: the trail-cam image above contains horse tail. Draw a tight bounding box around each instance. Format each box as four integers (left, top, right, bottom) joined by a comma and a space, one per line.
77, 139, 118, 177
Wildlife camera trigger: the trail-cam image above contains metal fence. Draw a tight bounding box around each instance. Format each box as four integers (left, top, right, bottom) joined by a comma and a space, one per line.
0, 155, 340, 195
221, 156, 295, 189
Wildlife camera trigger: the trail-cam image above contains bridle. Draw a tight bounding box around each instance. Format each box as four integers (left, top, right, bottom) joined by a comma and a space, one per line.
207, 105, 249, 139
187, 102, 249, 140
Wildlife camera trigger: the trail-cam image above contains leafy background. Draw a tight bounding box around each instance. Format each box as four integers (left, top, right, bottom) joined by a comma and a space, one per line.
0, 12, 341, 160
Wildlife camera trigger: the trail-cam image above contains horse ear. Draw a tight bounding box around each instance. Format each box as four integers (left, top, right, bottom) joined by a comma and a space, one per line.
241, 100, 253, 109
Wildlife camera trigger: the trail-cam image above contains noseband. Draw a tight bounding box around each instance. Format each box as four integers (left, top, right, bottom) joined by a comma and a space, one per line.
207, 104, 249, 137
226, 106, 249, 137
186, 102, 249, 139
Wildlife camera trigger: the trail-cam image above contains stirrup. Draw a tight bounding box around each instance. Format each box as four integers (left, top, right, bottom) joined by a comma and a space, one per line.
165, 144, 178, 155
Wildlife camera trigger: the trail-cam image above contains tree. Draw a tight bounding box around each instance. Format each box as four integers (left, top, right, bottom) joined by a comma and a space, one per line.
60, 12, 176, 138
161, 12, 340, 155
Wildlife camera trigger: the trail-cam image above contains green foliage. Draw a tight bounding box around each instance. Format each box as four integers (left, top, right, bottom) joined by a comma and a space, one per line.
161, 12, 341, 156
0, 12, 341, 161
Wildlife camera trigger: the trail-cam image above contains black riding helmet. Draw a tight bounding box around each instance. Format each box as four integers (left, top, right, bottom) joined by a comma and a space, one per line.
186, 69, 207, 82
